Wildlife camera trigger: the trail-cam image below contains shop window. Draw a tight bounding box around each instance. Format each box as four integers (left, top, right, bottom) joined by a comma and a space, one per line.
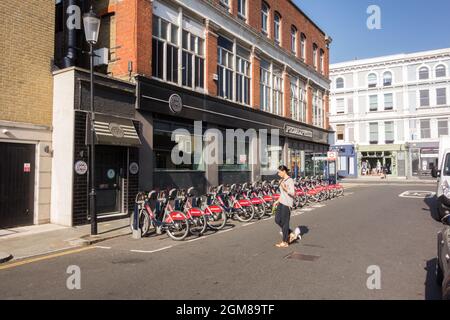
219, 129, 251, 171
153, 121, 204, 171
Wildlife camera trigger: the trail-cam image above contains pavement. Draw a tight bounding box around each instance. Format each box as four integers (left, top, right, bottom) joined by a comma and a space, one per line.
0, 183, 445, 300
0, 218, 131, 261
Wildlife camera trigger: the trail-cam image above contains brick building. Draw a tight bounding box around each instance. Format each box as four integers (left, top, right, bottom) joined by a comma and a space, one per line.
52, 0, 332, 226
0, 1, 54, 227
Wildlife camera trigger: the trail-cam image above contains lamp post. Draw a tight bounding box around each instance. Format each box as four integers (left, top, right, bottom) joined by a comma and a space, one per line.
83, 7, 101, 235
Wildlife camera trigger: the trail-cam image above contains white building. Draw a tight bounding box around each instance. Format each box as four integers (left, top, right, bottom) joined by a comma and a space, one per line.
329, 48, 450, 178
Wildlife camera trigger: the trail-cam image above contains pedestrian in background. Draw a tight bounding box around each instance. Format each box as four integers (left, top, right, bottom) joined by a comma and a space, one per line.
274, 165, 296, 248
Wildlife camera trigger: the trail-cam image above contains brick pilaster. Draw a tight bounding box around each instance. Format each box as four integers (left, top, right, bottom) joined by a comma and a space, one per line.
251, 47, 261, 110
205, 20, 220, 96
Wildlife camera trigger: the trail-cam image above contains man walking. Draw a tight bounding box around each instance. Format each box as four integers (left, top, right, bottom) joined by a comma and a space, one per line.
274, 165, 297, 248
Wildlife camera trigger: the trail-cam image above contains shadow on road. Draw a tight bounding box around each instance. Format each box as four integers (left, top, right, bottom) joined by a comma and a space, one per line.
424, 258, 442, 300
423, 195, 441, 222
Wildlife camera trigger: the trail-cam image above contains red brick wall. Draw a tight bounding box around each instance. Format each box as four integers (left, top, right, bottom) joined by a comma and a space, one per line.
108, 0, 152, 78
251, 53, 261, 110
206, 21, 219, 96
306, 85, 313, 125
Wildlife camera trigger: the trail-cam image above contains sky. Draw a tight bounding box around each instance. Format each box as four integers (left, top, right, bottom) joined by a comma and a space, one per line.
293, 0, 450, 64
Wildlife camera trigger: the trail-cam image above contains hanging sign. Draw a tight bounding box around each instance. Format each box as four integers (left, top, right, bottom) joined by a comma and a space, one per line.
24, 163, 31, 173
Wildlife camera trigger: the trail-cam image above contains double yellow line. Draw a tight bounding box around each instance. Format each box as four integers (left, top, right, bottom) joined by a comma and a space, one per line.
0, 247, 95, 271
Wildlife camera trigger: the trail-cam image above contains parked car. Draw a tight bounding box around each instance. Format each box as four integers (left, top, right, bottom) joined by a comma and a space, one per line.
431, 136, 450, 220
436, 214, 450, 300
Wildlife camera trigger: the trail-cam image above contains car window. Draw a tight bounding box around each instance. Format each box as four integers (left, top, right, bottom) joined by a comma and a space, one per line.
444, 153, 450, 176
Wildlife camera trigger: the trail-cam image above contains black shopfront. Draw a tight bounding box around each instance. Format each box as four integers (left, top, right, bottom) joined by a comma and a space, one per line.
71, 70, 141, 225
136, 76, 330, 194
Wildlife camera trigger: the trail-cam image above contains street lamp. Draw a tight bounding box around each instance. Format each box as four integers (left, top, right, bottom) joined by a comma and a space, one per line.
83, 6, 101, 235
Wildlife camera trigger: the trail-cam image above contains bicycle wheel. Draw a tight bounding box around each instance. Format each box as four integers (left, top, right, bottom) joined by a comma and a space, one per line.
189, 215, 208, 237
235, 205, 255, 222
129, 209, 150, 236
166, 219, 190, 241
206, 207, 227, 230
254, 203, 266, 219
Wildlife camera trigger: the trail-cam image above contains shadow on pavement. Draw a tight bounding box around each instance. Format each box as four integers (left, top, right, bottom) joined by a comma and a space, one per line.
425, 258, 442, 300
423, 195, 441, 222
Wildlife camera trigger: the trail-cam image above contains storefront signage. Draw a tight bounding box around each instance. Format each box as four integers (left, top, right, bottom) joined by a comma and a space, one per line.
107, 169, 116, 179
284, 124, 313, 139
169, 94, 183, 114
312, 156, 327, 161
129, 162, 139, 175
327, 151, 338, 161
108, 123, 125, 138
24, 163, 31, 173
74, 161, 88, 175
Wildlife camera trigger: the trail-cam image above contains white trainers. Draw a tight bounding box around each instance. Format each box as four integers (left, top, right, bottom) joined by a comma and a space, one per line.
294, 227, 301, 240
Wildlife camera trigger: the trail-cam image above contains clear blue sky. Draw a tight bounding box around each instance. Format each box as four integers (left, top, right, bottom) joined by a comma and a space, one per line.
294, 0, 450, 64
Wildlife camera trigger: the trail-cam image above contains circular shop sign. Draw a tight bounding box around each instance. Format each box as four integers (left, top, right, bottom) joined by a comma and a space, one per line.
129, 162, 139, 175
168, 94, 183, 114
74, 161, 88, 175
107, 169, 115, 179
109, 123, 125, 138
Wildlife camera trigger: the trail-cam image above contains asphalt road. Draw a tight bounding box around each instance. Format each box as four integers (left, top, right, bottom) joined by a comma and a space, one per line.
0, 184, 445, 300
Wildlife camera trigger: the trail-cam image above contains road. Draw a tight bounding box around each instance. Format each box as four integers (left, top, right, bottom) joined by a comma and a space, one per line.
0, 184, 445, 300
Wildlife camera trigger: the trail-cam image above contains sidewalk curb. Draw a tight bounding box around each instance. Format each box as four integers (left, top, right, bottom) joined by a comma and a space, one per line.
67, 231, 132, 247
0, 252, 13, 264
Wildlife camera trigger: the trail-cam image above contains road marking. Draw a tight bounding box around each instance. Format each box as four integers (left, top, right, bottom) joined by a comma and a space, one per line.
187, 236, 209, 243
94, 246, 111, 250
398, 191, 436, 199
130, 246, 172, 254
0, 247, 96, 271
243, 222, 255, 227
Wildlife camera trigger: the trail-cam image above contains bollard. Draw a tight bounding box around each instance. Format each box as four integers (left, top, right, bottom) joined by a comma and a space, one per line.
132, 201, 141, 239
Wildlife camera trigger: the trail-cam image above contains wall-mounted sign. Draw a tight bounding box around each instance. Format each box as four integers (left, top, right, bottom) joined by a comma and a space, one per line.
169, 94, 183, 114
74, 161, 88, 175
24, 163, 31, 173
284, 124, 313, 139
129, 162, 139, 175
107, 169, 116, 179
108, 123, 125, 138
327, 151, 338, 161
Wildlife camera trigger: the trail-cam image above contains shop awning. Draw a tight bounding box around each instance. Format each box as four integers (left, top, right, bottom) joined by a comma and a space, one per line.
91, 114, 141, 147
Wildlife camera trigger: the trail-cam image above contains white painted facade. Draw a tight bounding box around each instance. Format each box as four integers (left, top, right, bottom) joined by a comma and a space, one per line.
50, 69, 76, 226
329, 48, 450, 177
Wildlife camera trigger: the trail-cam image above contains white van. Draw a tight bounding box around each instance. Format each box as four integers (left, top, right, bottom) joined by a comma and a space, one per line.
432, 136, 450, 219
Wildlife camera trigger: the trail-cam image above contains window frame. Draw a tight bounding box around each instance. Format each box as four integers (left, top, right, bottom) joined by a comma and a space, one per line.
368, 73, 377, 88
420, 119, 431, 139
237, 0, 247, 20
300, 33, 306, 61
261, 1, 270, 35
384, 121, 394, 143
274, 12, 281, 45
436, 88, 447, 106
418, 66, 430, 80
384, 93, 393, 111
290, 26, 297, 55
335, 77, 344, 89
438, 119, 449, 137
419, 89, 430, 107
369, 94, 378, 112
383, 71, 392, 86
436, 64, 447, 78
369, 122, 378, 144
